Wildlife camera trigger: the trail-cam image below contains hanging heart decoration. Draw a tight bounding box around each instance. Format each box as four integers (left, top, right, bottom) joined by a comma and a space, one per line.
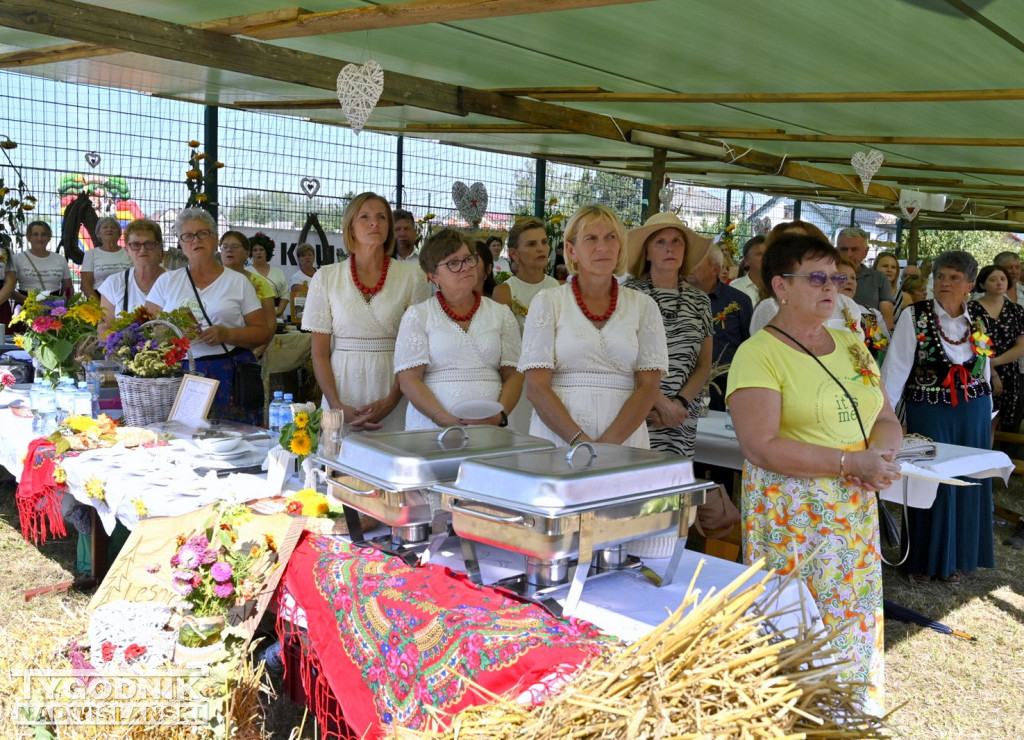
336, 60, 383, 135
657, 183, 675, 212
452, 181, 488, 228
753, 216, 771, 236
300, 177, 321, 199
851, 150, 884, 193
899, 191, 922, 221
85, 151, 101, 168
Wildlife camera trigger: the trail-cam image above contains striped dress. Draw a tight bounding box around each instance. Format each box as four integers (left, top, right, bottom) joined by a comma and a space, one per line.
623, 277, 712, 458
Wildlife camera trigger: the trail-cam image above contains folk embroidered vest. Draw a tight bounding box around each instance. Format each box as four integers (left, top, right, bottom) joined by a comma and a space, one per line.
905, 300, 990, 406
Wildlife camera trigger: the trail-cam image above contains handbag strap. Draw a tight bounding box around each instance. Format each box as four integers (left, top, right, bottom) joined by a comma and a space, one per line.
185, 266, 232, 355
766, 324, 910, 566
121, 268, 131, 313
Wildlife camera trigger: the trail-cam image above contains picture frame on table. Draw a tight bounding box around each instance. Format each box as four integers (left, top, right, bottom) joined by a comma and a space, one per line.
169, 374, 219, 425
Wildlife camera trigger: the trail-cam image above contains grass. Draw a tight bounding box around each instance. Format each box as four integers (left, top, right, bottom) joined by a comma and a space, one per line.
1, 469, 1022, 739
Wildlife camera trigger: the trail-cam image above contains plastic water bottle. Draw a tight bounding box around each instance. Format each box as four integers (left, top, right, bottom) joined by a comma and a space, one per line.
55, 377, 75, 424
85, 362, 102, 417
29, 378, 43, 435
281, 393, 294, 427
268, 391, 284, 433
74, 382, 94, 417
37, 382, 58, 435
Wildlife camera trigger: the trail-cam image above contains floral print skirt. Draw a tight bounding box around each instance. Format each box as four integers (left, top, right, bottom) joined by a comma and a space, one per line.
742, 461, 884, 715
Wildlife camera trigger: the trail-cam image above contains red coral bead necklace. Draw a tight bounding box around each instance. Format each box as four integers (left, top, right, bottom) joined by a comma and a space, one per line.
572, 275, 618, 323
350, 253, 390, 297
437, 290, 482, 323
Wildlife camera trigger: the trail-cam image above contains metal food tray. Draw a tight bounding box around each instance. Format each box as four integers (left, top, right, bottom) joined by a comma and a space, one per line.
434, 442, 710, 614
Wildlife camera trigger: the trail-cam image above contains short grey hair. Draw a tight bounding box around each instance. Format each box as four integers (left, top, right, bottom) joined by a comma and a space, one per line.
993, 250, 1021, 265
174, 207, 216, 237
932, 250, 978, 283
296, 243, 316, 257
95, 216, 122, 237
706, 244, 724, 267
837, 226, 869, 241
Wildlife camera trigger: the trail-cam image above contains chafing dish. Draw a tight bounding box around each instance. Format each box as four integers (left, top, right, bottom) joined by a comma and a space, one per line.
316, 425, 555, 549
434, 442, 710, 614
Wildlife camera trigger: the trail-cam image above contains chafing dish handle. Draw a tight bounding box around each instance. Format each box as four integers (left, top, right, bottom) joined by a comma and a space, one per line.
447, 500, 527, 525
436, 425, 469, 447
565, 441, 597, 466
330, 478, 381, 498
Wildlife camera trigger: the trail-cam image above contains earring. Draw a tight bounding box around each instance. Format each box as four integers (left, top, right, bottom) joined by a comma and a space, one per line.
781, 297, 788, 305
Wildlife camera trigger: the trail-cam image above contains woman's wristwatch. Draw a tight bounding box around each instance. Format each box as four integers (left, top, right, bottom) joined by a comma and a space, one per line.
498, 410, 508, 427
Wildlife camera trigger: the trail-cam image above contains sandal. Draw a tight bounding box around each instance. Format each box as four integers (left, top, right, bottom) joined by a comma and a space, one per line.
941, 572, 961, 583
911, 573, 933, 583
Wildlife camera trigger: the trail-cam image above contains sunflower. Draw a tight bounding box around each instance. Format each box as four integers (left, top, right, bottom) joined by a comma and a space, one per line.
293, 412, 309, 429
288, 430, 312, 456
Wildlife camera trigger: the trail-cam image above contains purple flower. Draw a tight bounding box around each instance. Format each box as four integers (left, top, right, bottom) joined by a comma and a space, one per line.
175, 545, 201, 570
211, 561, 233, 582
187, 534, 209, 550
145, 563, 161, 574
51, 306, 67, 317
171, 569, 194, 581
213, 582, 234, 598
172, 578, 194, 596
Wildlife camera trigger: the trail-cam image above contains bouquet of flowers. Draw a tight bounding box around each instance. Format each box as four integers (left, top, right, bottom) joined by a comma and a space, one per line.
170, 504, 280, 647
279, 402, 322, 461
102, 306, 199, 377
10, 292, 104, 385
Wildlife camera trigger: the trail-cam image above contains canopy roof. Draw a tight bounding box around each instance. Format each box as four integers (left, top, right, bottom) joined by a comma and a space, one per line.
4, 0, 1024, 227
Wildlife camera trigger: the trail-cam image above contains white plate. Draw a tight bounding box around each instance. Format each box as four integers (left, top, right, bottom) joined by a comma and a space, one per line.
205, 447, 253, 461
450, 399, 503, 420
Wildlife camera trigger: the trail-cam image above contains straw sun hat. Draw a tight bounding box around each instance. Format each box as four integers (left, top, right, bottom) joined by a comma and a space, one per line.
626, 212, 712, 278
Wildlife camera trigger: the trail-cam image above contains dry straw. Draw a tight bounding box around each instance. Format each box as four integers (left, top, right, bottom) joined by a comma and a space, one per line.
393, 560, 893, 740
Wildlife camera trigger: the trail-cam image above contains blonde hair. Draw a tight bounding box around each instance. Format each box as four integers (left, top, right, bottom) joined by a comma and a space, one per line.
563, 205, 628, 276
342, 192, 395, 256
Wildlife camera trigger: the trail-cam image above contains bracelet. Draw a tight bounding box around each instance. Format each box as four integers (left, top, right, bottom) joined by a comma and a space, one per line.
677, 394, 691, 407
839, 450, 847, 478
568, 429, 584, 445
430, 408, 443, 422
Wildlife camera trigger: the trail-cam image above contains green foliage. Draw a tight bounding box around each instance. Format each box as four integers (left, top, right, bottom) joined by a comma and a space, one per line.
910, 230, 1017, 265
227, 191, 347, 230
508, 163, 644, 229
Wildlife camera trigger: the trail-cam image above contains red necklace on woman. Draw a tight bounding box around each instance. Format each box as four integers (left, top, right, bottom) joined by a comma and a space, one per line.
350, 254, 390, 297
572, 275, 618, 323
437, 290, 481, 323
933, 305, 970, 345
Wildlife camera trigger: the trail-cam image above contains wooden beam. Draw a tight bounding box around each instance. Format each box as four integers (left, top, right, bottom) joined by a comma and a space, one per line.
0, 8, 309, 68
489, 86, 609, 96
528, 88, 1024, 104
789, 157, 1024, 177
707, 132, 1024, 146
648, 149, 667, 219
243, 0, 655, 40
873, 175, 964, 186
233, 98, 400, 110
672, 126, 786, 135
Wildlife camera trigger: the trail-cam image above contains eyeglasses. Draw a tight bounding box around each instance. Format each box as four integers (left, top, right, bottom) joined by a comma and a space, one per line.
178, 229, 213, 244
438, 254, 480, 273
219, 242, 246, 251
782, 272, 849, 288
126, 241, 161, 252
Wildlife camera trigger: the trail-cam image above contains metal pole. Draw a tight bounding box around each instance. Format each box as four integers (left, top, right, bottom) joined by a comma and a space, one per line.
793, 199, 802, 220
895, 218, 904, 257
395, 136, 404, 209
724, 188, 732, 227
203, 105, 218, 219
850, 208, 857, 227
534, 158, 547, 218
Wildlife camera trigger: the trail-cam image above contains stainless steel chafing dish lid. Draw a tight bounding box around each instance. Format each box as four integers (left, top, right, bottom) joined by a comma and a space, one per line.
315, 426, 556, 491
438, 442, 701, 515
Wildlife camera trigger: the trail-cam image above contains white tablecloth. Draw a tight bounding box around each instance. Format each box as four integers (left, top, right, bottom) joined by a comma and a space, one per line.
0, 408, 33, 481
695, 410, 1013, 508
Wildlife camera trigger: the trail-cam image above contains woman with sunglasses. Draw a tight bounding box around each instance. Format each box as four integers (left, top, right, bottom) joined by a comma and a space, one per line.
727, 232, 902, 715
303, 193, 429, 432
882, 251, 995, 585
97, 218, 166, 333
395, 229, 522, 429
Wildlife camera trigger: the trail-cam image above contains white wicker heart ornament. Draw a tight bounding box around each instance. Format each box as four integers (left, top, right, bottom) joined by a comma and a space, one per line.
899, 191, 922, 221
753, 216, 771, 236
336, 60, 383, 135
851, 150, 884, 193
452, 181, 488, 228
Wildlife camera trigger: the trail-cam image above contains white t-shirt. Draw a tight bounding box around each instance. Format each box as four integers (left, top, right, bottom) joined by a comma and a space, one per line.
146, 268, 261, 358
13, 251, 71, 294
98, 267, 153, 315
81, 248, 133, 288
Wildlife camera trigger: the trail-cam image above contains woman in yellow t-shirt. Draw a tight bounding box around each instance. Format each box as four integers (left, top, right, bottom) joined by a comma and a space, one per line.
726, 232, 902, 716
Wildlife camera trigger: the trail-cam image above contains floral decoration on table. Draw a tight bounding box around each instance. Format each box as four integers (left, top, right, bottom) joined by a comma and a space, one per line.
10, 292, 104, 385
969, 318, 993, 376
102, 306, 199, 377
169, 503, 281, 648
280, 403, 322, 461
287, 488, 330, 516
713, 301, 741, 329
184, 139, 225, 208
849, 344, 880, 386
0, 368, 15, 388
47, 413, 118, 455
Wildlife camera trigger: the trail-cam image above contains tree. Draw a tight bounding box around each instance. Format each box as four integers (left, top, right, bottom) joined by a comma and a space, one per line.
912, 229, 1017, 266
507, 162, 644, 226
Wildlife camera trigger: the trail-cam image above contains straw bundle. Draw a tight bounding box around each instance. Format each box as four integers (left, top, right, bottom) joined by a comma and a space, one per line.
393, 560, 892, 740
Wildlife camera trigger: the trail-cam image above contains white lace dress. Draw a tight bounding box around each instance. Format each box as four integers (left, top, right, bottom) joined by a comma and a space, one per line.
302, 259, 429, 431
518, 283, 668, 449
394, 297, 521, 430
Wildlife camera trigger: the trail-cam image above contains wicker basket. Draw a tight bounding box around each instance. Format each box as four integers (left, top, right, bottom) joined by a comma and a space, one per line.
115, 319, 195, 427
